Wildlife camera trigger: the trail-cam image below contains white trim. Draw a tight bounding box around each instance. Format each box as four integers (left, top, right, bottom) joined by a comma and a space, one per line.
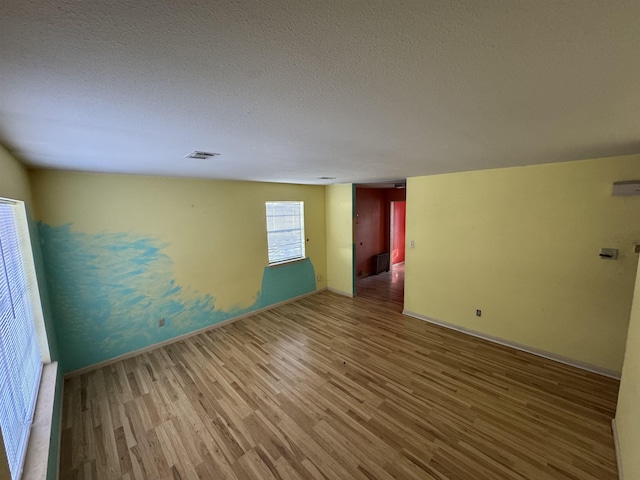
612, 419, 624, 480
65, 288, 326, 378
403, 310, 621, 380
327, 287, 354, 298
265, 200, 305, 265
268, 257, 308, 268
15, 201, 51, 363
23, 362, 58, 480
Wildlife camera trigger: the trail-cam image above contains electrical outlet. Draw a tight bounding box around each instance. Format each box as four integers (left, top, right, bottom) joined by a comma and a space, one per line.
158, 318, 165, 327
316, 274, 322, 282
409, 240, 415, 248
476, 309, 482, 317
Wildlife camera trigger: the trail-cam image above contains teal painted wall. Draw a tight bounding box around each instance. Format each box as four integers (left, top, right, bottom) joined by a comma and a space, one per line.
38, 223, 316, 373
260, 259, 317, 305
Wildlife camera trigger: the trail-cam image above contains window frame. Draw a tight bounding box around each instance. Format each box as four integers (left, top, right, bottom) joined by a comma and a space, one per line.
0, 198, 49, 480
265, 201, 306, 266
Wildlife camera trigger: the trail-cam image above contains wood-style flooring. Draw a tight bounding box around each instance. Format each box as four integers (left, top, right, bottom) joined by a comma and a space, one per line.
356, 264, 405, 309
60, 268, 620, 479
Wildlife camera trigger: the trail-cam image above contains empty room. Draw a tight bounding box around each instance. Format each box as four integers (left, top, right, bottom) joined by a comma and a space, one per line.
1, 1, 640, 480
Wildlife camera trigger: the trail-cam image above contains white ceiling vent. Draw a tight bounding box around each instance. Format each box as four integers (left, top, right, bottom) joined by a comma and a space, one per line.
184, 151, 220, 160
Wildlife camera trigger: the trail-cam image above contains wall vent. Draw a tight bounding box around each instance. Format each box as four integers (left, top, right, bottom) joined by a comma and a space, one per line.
184, 151, 220, 160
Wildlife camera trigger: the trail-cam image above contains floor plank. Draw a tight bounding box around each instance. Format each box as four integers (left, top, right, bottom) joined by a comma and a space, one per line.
60, 268, 619, 479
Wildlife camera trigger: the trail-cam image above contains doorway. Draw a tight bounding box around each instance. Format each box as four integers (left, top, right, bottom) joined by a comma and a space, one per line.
390, 201, 406, 266
354, 184, 406, 309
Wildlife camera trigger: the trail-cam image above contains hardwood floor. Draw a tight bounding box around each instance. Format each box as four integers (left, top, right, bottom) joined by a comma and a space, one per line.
60, 280, 620, 479
356, 263, 405, 310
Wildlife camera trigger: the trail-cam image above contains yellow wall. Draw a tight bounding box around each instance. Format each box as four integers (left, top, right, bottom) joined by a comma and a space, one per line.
405, 155, 640, 373
616, 258, 640, 479
0, 144, 32, 205
325, 184, 354, 296
31, 170, 327, 310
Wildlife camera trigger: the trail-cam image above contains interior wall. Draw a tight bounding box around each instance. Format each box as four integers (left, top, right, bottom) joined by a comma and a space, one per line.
29, 170, 327, 373
0, 146, 61, 480
385, 188, 407, 203
616, 258, 640, 479
405, 155, 640, 373
325, 184, 354, 296
0, 146, 33, 206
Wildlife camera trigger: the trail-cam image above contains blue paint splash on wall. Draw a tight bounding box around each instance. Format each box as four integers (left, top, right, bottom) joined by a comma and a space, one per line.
38, 223, 316, 373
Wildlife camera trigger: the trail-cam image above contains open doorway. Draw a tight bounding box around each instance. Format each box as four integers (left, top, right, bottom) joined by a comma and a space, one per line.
354, 182, 406, 310
390, 201, 406, 266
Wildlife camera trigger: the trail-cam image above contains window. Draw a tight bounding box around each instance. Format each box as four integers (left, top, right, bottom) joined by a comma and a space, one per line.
0, 201, 43, 480
265, 201, 305, 265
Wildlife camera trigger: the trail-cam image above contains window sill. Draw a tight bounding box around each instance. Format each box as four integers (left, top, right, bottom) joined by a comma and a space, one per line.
268, 257, 307, 268
23, 362, 58, 480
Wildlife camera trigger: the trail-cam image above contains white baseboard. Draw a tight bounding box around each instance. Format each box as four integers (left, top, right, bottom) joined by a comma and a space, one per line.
65, 289, 325, 378
327, 287, 354, 298
612, 419, 624, 480
403, 310, 621, 380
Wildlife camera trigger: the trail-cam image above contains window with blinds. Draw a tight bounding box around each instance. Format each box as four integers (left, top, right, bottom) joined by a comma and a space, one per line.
0, 202, 43, 480
265, 201, 305, 265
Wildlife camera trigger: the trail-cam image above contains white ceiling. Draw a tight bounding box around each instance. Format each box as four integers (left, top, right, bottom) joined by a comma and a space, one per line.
1, 1, 639, 185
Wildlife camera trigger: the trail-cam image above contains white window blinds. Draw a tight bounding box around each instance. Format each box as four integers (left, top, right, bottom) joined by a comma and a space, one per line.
265, 201, 305, 264
0, 202, 42, 480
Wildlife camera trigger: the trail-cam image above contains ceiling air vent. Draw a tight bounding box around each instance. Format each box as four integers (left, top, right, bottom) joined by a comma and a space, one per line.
184, 151, 220, 160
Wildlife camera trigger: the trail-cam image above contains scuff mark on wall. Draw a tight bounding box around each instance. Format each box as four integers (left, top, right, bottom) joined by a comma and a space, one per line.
39, 223, 316, 372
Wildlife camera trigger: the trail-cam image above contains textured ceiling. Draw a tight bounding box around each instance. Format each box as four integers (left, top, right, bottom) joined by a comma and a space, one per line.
1, 0, 639, 185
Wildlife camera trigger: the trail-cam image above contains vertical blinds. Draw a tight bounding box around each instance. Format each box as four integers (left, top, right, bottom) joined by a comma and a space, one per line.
0, 202, 42, 480
265, 201, 305, 264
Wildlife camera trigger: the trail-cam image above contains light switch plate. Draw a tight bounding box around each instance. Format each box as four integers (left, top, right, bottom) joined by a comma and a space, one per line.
599, 248, 618, 260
